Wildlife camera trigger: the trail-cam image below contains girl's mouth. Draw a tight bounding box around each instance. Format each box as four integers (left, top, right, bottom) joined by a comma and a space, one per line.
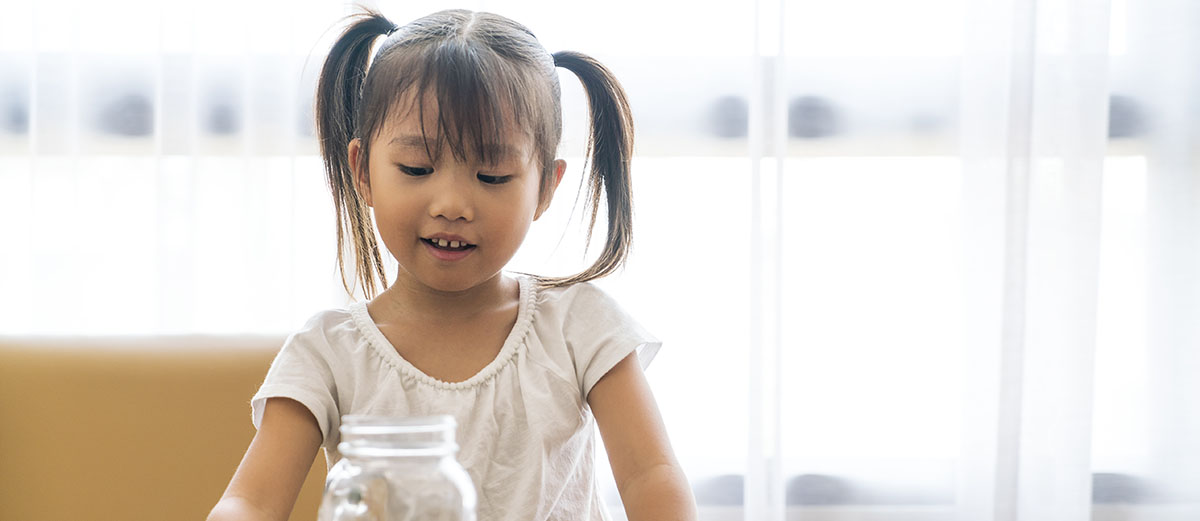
422, 238, 475, 251
422, 238, 476, 261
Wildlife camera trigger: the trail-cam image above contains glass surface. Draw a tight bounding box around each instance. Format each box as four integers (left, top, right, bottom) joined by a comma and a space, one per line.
319, 415, 476, 521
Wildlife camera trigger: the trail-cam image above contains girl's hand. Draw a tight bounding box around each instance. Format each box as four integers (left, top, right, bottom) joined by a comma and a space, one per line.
207, 397, 322, 521
589, 353, 699, 521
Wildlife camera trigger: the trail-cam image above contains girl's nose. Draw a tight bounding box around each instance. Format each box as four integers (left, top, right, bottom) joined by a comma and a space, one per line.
427, 174, 474, 222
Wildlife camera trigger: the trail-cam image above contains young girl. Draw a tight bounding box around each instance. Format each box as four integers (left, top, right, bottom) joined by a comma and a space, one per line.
207, 8, 697, 521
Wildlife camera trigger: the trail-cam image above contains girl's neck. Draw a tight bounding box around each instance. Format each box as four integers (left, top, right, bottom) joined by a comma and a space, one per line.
371, 271, 518, 323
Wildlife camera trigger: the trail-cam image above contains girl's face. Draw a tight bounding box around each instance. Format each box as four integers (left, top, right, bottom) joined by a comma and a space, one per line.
350, 98, 563, 294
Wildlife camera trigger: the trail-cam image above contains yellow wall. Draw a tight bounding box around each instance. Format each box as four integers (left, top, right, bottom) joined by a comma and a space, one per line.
0, 337, 325, 520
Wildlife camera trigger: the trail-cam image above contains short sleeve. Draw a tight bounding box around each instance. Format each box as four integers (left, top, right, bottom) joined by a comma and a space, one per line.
562, 283, 662, 399
250, 314, 342, 444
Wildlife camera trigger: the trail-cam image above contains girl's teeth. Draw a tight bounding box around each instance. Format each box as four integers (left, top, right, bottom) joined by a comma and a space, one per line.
429, 238, 469, 249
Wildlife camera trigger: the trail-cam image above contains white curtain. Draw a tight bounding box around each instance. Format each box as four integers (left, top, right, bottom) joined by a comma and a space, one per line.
1, 0, 1197, 520
957, 0, 1109, 518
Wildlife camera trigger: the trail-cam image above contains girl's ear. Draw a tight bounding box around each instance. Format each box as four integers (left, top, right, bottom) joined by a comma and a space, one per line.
534, 159, 567, 221
347, 138, 373, 207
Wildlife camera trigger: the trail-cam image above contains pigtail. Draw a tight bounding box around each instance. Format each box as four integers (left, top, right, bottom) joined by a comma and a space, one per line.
315, 10, 397, 298
547, 51, 635, 287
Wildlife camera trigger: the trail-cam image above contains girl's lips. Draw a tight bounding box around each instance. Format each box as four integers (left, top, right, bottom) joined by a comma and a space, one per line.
423, 240, 475, 262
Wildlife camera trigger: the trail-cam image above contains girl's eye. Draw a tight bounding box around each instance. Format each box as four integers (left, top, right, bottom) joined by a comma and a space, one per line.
477, 174, 512, 185
398, 164, 433, 177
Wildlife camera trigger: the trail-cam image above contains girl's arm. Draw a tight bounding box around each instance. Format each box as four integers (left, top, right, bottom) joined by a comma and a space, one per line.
590, 353, 699, 521
207, 397, 323, 521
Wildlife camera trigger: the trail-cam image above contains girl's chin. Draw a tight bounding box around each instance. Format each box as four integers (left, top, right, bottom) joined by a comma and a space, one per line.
424, 279, 479, 294
401, 268, 503, 295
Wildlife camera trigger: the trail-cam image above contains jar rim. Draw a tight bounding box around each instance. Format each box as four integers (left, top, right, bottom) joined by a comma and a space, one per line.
337, 444, 458, 459
340, 414, 456, 435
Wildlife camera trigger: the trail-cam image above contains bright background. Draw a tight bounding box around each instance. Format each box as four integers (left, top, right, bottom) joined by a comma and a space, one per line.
1, 0, 1197, 520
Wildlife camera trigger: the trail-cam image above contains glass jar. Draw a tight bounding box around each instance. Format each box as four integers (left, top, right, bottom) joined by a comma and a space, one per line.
317, 415, 477, 521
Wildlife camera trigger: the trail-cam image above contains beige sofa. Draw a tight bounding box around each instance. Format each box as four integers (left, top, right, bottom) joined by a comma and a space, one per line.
0, 336, 326, 521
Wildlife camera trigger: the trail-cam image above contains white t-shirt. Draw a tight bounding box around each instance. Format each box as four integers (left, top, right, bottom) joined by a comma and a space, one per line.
250, 275, 660, 521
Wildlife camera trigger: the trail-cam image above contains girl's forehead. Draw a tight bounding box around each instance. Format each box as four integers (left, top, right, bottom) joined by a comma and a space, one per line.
377, 93, 535, 160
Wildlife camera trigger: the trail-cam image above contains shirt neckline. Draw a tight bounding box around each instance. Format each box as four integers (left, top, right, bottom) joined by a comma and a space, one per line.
347, 274, 537, 390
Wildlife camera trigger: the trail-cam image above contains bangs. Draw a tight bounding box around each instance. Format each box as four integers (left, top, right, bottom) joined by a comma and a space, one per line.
366, 37, 550, 167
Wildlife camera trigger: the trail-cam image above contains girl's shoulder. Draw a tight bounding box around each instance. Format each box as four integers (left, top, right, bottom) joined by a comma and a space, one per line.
529, 278, 648, 341
531, 278, 621, 315
281, 304, 364, 354
295, 305, 357, 335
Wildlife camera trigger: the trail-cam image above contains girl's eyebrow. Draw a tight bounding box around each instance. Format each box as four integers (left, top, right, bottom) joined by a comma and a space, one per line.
388, 135, 433, 148
387, 135, 524, 163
